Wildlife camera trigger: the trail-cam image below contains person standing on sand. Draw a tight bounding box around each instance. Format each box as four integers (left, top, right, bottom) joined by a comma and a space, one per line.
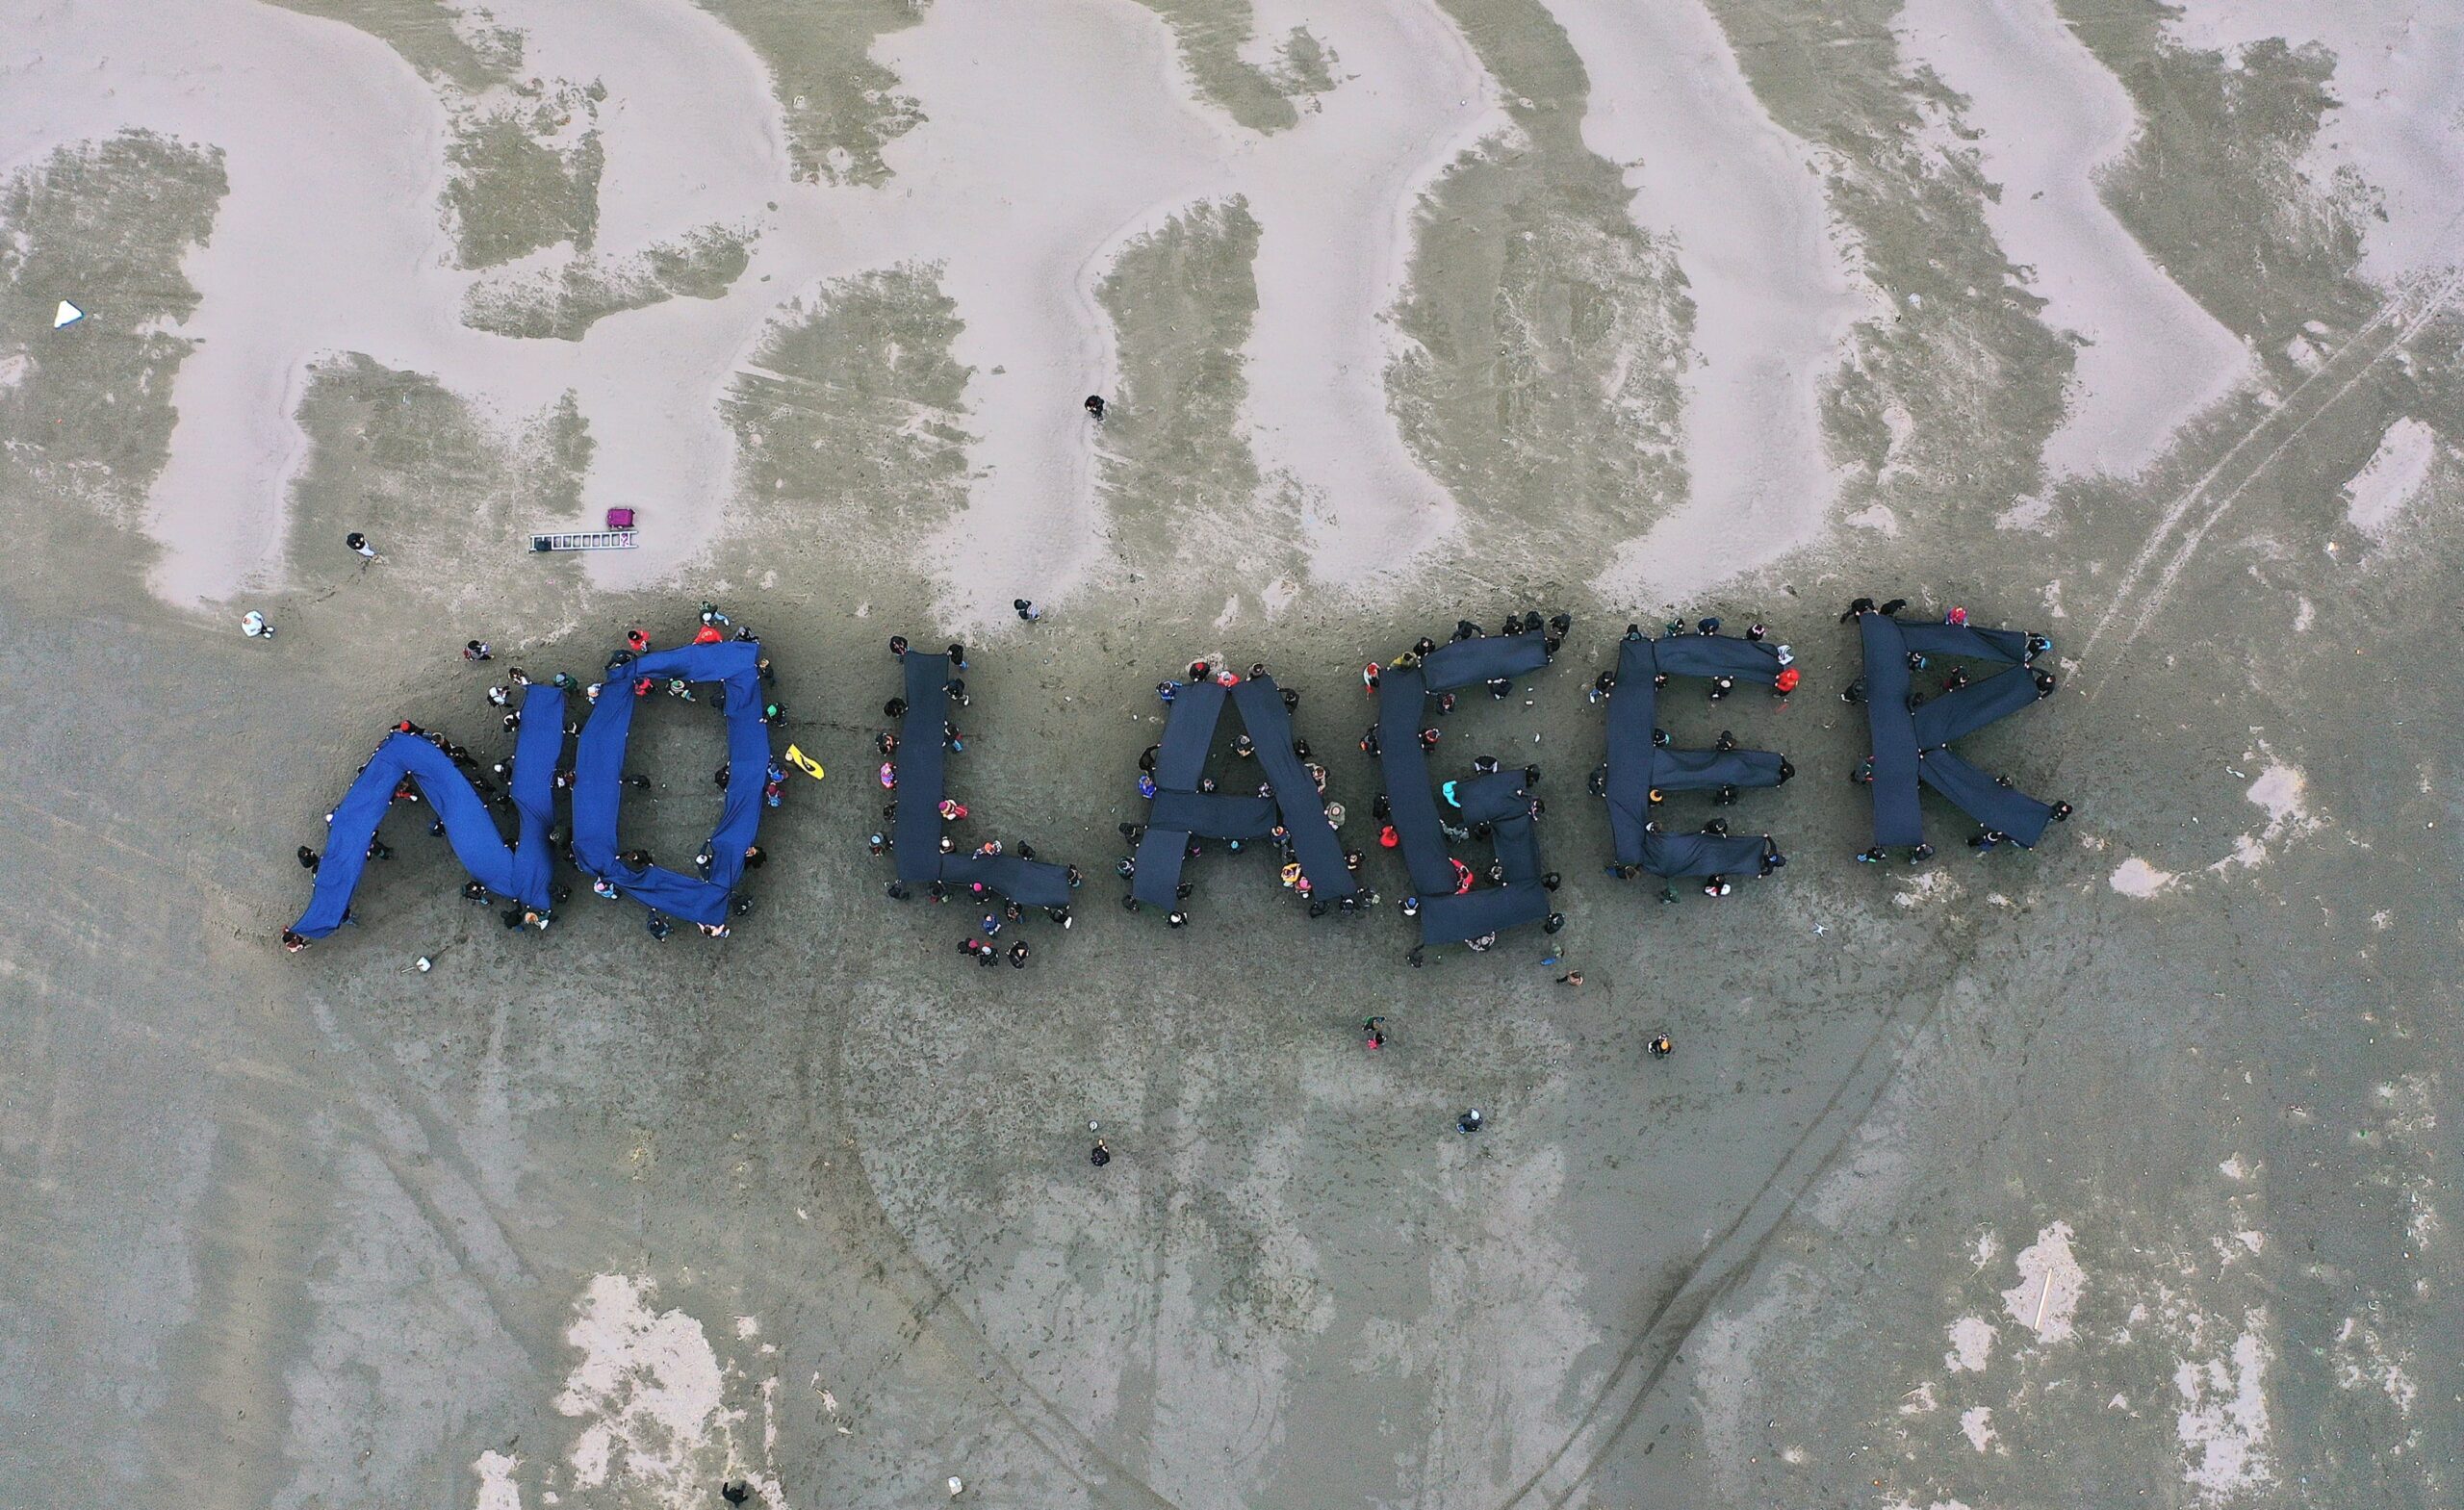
1014, 599, 1041, 622
1091, 1138, 1111, 1166
1084, 395, 1107, 421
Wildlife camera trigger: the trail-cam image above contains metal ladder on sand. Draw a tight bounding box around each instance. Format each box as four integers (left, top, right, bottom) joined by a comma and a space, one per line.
529, 528, 638, 552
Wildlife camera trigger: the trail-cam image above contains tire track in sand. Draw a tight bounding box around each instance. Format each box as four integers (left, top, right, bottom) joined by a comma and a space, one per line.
2082, 271, 2459, 678
1489, 962, 1965, 1508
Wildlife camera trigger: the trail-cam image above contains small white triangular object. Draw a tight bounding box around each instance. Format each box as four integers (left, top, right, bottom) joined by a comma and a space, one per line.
53, 300, 84, 328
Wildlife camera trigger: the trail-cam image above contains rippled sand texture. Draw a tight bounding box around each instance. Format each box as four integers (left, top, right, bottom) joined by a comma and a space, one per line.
11, 0, 2450, 620
5, 1, 2463, 1507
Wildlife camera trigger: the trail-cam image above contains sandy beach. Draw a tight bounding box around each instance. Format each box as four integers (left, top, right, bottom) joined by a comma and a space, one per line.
2, 0, 2458, 1505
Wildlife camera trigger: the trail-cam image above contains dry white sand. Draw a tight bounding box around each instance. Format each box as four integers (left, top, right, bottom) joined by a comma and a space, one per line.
2167, 1, 2464, 286
489, 0, 775, 254
874, 0, 1227, 611
0, 0, 471, 604
2339, 416, 2436, 539
1550, 0, 1868, 603
1233, 0, 1504, 587
1898, 0, 2252, 481
2, 0, 1505, 621
890, 0, 1512, 609
9, 0, 2458, 623
884, 0, 1511, 613
2, 0, 787, 601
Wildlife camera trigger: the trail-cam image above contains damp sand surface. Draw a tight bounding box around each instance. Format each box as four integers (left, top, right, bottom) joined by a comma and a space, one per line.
4, 0, 2462, 1506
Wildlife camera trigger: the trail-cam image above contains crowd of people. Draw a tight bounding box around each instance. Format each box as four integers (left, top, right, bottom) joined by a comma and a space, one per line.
284, 594, 2072, 960
1116, 654, 1373, 929
1587, 614, 1800, 900
274, 584, 2103, 1181
874, 637, 1077, 964
282, 605, 785, 952
1125, 614, 1584, 935
1838, 596, 2072, 864
1366, 615, 1571, 943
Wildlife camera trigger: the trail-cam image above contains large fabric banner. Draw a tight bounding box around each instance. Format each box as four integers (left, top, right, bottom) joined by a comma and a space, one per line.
290, 687, 566, 938
1129, 675, 1354, 912
1373, 629, 1559, 948
1855, 612, 2064, 850
890, 651, 1073, 907
1599, 628, 1790, 880
569, 640, 773, 924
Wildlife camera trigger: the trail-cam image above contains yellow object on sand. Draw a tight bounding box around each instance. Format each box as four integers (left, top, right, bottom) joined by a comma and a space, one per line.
784, 745, 825, 781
